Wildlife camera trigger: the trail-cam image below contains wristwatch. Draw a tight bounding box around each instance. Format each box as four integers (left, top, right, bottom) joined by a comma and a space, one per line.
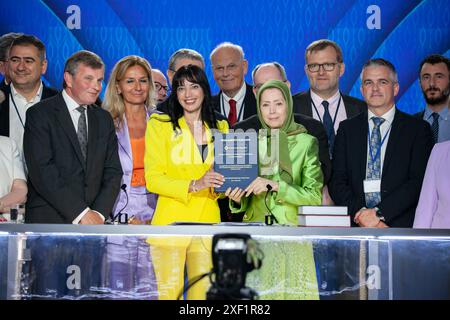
374, 207, 385, 222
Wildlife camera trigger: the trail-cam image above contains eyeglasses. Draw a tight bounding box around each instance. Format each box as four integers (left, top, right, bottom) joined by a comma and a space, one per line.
154, 81, 169, 93
306, 62, 339, 73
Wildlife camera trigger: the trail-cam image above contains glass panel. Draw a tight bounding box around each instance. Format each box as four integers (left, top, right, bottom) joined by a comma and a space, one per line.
0, 225, 449, 300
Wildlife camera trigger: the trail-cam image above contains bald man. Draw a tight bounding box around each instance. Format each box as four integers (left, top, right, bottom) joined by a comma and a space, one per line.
234, 61, 331, 185
210, 42, 257, 126
151, 69, 168, 103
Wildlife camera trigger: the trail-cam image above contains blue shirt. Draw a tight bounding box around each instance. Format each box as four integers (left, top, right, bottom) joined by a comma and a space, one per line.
423, 107, 450, 143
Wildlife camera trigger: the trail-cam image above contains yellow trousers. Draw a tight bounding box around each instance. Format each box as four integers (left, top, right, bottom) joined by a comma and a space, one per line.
148, 236, 212, 300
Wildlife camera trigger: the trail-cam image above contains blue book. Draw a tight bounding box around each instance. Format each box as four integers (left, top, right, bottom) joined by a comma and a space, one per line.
213, 130, 258, 193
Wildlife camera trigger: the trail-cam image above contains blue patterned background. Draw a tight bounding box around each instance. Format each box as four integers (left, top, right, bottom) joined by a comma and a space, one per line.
1, 0, 449, 114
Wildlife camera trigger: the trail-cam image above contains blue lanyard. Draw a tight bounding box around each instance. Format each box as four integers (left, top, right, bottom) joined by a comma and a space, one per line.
367, 123, 391, 164
311, 95, 342, 128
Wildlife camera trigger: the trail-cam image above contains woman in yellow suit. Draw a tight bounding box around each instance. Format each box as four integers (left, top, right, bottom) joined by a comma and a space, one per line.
144, 65, 228, 299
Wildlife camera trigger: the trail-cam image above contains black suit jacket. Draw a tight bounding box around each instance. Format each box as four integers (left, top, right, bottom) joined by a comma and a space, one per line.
0, 83, 59, 137
0, 79, 8, 92
23, 93, 123, 223
292, 90, 366, 120
233, 113, 331, 184
328, 109, 433, 227
212, 82, 257, 121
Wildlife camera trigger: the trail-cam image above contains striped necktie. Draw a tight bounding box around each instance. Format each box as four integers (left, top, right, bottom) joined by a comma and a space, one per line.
430, 112, 439, 144
76, 106, 88, 161
365, 117, 385, 208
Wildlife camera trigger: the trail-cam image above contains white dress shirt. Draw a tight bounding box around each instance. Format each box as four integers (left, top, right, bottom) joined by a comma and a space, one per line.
62, 89, 89, 134
220, 82, 246, 122
9, 82, 43, 153
310, 89, 348, 133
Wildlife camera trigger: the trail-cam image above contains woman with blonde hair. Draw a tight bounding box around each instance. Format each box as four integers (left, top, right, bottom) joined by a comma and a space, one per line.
102, 55, 158, 299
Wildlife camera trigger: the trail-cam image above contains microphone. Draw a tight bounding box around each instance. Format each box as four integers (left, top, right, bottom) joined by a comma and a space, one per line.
264, 184, 278, 225
107, 184, 129, 224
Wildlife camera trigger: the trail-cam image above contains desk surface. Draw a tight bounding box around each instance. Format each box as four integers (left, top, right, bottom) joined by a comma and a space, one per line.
1, 223, 450, 238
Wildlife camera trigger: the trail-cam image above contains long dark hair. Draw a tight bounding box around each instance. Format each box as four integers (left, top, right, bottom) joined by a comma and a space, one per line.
166, 64, 218, 131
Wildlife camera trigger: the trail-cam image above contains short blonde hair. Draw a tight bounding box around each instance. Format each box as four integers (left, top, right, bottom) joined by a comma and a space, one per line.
103, 55, 155, 128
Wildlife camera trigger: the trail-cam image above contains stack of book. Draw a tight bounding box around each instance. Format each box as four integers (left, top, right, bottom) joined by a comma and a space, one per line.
297, 206, 351, 227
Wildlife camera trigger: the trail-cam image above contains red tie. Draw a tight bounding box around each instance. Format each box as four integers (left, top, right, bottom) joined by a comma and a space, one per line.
228, 99, 237, 126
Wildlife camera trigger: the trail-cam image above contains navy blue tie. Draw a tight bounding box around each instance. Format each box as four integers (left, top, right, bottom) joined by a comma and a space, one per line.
430, 112, 439, 144
322, 100, 335, 156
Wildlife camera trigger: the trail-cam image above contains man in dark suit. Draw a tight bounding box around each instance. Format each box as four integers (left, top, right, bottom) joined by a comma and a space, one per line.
23, 50, 122, 224
210, 42, 257, 126
329, 58, 433, 228
0, 34, 58, 150
293, 39, 366, 155
413, 54, 450, 143
23, 51, 122, 299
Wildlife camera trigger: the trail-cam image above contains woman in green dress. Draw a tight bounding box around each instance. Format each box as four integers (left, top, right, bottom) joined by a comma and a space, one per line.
226, 79, 323, 225
226, 80, 323, 299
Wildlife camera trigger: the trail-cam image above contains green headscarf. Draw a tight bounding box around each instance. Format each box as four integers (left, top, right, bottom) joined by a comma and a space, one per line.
256, 80, 307, 184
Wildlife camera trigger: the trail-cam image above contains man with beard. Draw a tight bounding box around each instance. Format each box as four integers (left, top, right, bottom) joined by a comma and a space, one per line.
415, 54, 450, 143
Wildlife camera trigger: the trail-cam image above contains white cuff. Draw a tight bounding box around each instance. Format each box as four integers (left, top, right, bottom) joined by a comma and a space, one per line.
72, 207, 105, 224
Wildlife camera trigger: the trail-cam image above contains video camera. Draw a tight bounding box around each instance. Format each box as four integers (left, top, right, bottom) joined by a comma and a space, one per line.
207, 233, 263, 300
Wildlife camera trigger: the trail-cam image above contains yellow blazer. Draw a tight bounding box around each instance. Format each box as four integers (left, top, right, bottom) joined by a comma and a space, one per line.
144, 113, 229, 225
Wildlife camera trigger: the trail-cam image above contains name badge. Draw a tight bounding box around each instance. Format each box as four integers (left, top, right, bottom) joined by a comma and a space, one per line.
363, 179, 381, 193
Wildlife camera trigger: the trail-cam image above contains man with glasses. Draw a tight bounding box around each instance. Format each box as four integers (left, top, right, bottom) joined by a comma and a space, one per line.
210, 42, 257, 126
294, 39, 366, 155
151, 68, 169, 103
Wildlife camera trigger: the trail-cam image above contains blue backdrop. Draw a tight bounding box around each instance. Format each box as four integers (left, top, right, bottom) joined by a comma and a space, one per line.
1, 0, 449, 114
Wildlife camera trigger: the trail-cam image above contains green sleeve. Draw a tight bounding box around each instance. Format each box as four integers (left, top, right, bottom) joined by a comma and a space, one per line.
274, 138, 323, 206
229, 195, 249, 213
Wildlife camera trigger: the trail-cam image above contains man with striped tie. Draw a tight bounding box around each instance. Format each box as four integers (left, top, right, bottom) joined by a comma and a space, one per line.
329, 58, 433, 228
414, 54, 450, 144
